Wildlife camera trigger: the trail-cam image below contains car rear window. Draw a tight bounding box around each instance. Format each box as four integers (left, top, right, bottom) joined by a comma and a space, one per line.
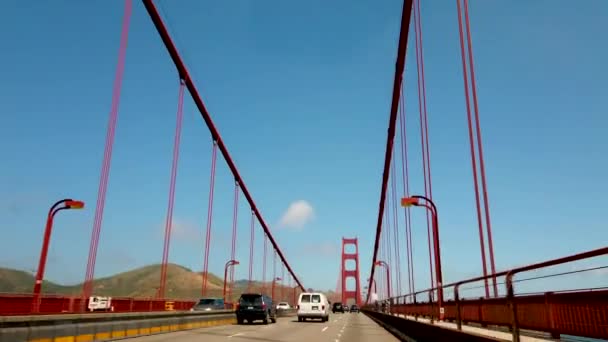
312, 295, 321, 303
239, 295, 262, 305
197, 299, 216, 305
300, 294, 311, 303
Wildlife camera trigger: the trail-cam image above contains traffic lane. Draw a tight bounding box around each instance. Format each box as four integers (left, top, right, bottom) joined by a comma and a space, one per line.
338, 312, 400, 342
125, 314, 343, 342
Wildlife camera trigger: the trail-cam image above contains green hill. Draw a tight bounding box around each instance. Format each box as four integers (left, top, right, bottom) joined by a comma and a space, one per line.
0, 267, 66, 294
0, 264, 297, 301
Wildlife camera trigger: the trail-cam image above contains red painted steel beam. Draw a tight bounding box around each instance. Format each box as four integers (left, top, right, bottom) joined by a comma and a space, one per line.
141, 0, 305, 291
367, 0, 414, 303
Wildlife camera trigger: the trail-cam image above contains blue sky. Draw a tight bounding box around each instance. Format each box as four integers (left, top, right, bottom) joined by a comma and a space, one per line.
1, 0, 607, 296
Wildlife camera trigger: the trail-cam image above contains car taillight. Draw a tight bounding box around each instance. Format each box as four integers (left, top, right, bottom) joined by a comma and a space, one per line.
296, 305, 299, 310
262, 303, 267, 310
235, 304, 240, 310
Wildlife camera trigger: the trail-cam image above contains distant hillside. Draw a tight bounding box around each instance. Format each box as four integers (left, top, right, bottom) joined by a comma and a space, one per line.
0, 264, 296, 301
0, 267, 66, 294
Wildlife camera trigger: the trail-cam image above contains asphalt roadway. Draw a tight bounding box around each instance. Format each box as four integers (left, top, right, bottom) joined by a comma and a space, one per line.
128, 312, 399, 342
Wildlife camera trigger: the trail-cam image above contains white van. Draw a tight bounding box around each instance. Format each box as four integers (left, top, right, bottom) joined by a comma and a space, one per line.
296, 292, 329, 322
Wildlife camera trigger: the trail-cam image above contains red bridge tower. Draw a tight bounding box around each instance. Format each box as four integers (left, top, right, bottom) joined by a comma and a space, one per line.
340, 237, 362, 305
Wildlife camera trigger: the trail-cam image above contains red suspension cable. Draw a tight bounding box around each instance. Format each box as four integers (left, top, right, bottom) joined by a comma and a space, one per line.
416, 0, 434, 203
262, 234, 267, 293
81, 0, 132, 307
248, 211, 255, 291
463, 0, 498, 297
413, 0, 435, 290
391, 155, 402, 297
281, 263, 285, 301
142, 0, 304, 290
228, 183, 240, 301
385, 189, 393, 296
273, 250, 277, 288
367, 0, 414, 304
399, 88, 415, 294
456, 0, 491, 298
202, 141, 218, 296
159, 79, 186, 299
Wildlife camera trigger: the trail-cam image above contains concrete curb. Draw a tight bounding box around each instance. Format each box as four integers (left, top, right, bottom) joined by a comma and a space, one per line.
0, 313, 236, 342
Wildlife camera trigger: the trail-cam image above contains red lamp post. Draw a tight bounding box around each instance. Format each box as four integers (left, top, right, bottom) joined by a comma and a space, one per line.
374, 261, 390, 299
271, 277, 282, 300
401, 195, 444, 319
223, 259, 239, 307
32, 199, 85, 313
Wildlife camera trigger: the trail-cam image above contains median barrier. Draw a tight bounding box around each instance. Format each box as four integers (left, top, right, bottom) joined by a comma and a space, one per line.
363, 309, 502, 342
0, 310, 236, 342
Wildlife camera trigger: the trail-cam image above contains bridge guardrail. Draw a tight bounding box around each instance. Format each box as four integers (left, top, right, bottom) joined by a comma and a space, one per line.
0, 309, 234, 327
378, 246, 608, 341
0, 293, 196, 315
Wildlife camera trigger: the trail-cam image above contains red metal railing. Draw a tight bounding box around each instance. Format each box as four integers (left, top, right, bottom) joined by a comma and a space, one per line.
391, 289, 608, 340
379, 246, 608, 341
0, 293, 195, 315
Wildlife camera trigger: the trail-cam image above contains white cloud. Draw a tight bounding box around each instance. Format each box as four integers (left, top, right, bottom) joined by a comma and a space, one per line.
278, 200, 315, 231
156, 219, 202, 242
171, 220, 202, 241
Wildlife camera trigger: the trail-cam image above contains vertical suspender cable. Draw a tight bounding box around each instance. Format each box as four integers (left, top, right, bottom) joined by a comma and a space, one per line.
159, 79, 186, 299
463, 0, 498, 297
202, 141, 218, 296
248, 211, 255, 291
456, 0, 490, 298
82, 0, 132, 307
413, 0, 435, 290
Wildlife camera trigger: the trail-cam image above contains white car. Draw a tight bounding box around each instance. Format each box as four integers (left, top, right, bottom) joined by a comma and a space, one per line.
276, 302, 290, 310
297, 292, 329, 322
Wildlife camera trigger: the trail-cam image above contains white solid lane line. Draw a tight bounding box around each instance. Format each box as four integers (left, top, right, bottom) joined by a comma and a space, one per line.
228, 332, 244, 338
322, 326, 329, 332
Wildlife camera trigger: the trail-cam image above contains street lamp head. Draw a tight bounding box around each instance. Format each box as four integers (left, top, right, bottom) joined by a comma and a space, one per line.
65, 200, 85, 209
374, 261, 382, 266
232, 260, 240, 265
400, 197, 419, 207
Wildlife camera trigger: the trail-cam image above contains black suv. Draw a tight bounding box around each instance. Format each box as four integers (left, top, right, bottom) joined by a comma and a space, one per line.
236, 293, 277, 324
332, 302, 344, 313
350, 304, 359, 313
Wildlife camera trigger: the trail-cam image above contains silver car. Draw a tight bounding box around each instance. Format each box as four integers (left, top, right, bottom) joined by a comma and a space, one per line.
191, 298, 225, 311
